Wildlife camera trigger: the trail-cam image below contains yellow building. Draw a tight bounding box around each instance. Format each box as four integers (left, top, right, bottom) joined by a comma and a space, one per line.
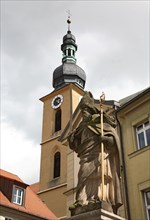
117, 87, 150, 220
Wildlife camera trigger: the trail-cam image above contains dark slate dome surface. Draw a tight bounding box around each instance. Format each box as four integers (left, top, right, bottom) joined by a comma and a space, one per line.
53, 62, 86, 81
53, 62, 86, 90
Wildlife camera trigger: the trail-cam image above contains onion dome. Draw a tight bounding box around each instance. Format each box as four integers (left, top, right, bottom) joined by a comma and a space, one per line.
53, 17, 86, 90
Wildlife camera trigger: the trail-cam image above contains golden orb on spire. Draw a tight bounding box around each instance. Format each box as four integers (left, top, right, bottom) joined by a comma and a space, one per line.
66, 10, 72, 32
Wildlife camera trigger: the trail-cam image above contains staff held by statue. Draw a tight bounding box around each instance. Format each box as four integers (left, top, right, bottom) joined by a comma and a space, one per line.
100, 91, 105, 201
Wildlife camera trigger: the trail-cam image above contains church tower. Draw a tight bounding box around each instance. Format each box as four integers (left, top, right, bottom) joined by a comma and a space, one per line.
38, 17, 86, 218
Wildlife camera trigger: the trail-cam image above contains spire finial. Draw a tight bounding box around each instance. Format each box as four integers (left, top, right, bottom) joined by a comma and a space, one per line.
66, 10, 71, 33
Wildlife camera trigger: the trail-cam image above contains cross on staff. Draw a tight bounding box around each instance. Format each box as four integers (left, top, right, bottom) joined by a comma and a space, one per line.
66, 10, 72, 31
66, 9, 72, 18
100, 91, 105, 201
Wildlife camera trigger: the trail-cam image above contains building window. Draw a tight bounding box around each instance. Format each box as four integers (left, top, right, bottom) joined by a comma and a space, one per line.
144, 190, 150, 220
53, 151, 61, 178
55, 109, 61, 132
12, 186, 24, 205
136, 121, 150, 149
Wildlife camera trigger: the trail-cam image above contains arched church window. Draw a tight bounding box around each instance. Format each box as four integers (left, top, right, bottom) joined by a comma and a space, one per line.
55, 109, 61, 132
53, 151, 61, 178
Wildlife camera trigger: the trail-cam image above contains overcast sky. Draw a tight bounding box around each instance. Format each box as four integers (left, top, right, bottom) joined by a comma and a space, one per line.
1, 1, 149, 184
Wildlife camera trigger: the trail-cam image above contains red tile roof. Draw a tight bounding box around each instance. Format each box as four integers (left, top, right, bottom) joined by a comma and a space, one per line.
0, 169, 58, 220
0, 169, 23, 183
30, 182, 40, 193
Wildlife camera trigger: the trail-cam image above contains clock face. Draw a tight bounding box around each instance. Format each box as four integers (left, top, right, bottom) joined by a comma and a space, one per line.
51, 95, 63, 109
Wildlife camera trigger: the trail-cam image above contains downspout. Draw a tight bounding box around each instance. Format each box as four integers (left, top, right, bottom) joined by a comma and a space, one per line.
116, 113, 131, 220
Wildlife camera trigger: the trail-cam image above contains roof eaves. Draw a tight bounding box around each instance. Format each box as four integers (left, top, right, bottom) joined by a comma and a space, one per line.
0, 203, 58, 220
117, 87, 150, 111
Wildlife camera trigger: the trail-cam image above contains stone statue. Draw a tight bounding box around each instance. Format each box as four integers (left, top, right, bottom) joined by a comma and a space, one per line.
68, 91, 122, 214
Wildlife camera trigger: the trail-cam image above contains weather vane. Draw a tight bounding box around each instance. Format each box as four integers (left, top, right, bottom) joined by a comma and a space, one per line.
66, 10, 72, 32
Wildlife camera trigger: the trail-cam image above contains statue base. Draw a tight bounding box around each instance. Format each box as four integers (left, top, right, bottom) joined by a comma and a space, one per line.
69, 201, 113, 216
63, 202, 126, 220
64, 208, 125, 220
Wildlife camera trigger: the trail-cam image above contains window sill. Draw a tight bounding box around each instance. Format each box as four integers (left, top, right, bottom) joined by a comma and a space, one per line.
128, 145, 150, 159
51, 130, 62, 139
48, 177, 60, 188
12, 201, 23, 206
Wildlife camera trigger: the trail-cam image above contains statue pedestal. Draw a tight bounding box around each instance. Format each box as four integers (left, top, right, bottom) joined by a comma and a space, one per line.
64, 208, 125, 220
63, 202, 126, 220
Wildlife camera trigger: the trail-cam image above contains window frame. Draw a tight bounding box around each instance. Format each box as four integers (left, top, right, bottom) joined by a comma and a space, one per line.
136, 120, 150, 149
12, 185, 24, 206
144, 190, 150, 220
